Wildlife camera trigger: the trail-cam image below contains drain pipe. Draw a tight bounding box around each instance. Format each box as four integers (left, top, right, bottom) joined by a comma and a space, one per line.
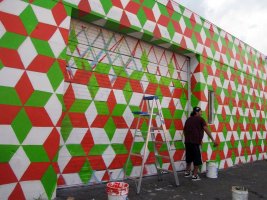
186, 57, 191, 117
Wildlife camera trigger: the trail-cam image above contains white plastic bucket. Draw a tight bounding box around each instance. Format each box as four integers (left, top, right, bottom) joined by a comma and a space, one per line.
206, 160, 218, 178
106, 182, 129, 200
232, 186, 248, 200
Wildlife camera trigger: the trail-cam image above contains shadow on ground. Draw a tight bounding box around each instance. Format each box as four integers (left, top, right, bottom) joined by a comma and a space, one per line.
56, 160, 267, 200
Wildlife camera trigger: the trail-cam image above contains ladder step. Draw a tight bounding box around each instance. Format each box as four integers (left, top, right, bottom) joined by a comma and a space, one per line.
151, 127, 163, 130
158, 168, 174, 173
143, 95, 158, 100
127, 176, 140, 181
132, 111, 157, 117
130, 153, 143, 157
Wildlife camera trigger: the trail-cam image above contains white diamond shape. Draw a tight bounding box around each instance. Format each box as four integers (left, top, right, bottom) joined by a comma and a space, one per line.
89, 0, 106, 15
90, 128, 110, 144
23, 127, 52, 145
152, 3, 160, 21
0, 0, 28, 16
129, 92, 143, 106
49, 29, 66, 58
31, 5, 56, 25
18, 37, 37, 68
0, 183, 16, 200
113, 89, 126, 104
27, 71, 53, 92
66, 128, 88, 144
0, 125, 19, 144
62, 173, 82, 185
94, 88, 111, 101
58, 145, 72, 172
0, 67, 24, 87
123, 106, 134, 128
45, 93, 62, 125
107, 7, 123, 21
102, 145, 115, 168
111, 129, 128, 144
9, 147, 30, 180
20, 181, 47, 200
85, 102, 97, 125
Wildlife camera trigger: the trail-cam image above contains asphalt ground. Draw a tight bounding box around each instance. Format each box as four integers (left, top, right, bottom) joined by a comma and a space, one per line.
56, 159, 267, 200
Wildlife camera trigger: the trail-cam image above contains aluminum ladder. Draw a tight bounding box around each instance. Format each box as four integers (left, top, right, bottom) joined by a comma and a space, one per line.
124, 95, 179, 194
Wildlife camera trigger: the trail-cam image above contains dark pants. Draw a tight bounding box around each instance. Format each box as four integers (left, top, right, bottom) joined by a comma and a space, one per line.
185, 143, 202, 166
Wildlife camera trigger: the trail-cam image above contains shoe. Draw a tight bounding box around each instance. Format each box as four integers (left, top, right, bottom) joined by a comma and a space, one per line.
191, 174, 201, 181
184, 171, 191, 177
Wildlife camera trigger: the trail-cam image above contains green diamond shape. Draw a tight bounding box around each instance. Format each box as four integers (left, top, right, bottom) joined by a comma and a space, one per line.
123, 90, 133, 104
31, 38, 54, 57
79, 160, 93, 184
31, 0, 57, 9
23, 145, 50, 162
111, 144, 128, 154
66, 144, 86, 156
0, 86, 21, 105
104, 118, 116, 141
25, 91, 52, 107
0, 145, 19, 162
47, 61, 64, 91
19, 5, 38, 35
41, 165, 57, 199
112, 104, 127, 116
95, 101, 109, 115
69, 99, 91, 113
11, 108, 32, 143
88, 144, 108, 155
0, 32, 26, 49
61, 114, 73, 142
136, 8, 147, 26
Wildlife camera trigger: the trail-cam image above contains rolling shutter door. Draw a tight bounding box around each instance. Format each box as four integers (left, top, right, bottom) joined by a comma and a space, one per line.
59, 19, 188, 187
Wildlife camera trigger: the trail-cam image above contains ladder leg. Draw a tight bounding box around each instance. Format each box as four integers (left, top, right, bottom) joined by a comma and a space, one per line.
124, 98, 146, 178
136, 99, 155, 194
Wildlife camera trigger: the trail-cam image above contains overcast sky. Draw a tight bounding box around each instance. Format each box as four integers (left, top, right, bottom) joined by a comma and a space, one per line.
174, 0, 267, 56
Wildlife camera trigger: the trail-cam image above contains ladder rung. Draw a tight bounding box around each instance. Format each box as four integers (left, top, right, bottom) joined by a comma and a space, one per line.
127, 176, 139, 181
130, 153, 143, 157
143, 95, 158, 100
158, 168, 173, 173
155, 155, 170, 159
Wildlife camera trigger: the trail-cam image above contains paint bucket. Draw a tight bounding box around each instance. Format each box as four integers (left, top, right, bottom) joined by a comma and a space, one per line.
232, 186, 248, 200
106, 182, 129, 200
206, 160, 218, 178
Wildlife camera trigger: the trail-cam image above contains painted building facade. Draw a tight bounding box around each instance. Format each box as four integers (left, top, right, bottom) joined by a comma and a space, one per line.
0, 0, 266, 199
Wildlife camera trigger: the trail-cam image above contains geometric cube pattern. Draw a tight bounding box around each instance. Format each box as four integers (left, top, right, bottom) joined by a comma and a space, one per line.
0, 0, 70, 199
0, 0, 266, 199
193, 56, 267, 170
59, 20, 189, 186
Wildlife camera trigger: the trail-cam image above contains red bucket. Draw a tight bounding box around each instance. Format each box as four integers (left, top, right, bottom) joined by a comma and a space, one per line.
106, 182, 129, 200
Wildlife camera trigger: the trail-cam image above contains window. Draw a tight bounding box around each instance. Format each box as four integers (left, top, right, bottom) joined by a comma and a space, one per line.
208, 90, 214, 124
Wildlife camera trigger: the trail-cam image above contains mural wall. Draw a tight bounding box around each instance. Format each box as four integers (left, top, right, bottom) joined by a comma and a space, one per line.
58, 19, 188, 186
0, 0, 266, 199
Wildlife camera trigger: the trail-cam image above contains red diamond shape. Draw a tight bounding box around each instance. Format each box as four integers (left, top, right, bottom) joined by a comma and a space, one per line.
15, 72, 34, 105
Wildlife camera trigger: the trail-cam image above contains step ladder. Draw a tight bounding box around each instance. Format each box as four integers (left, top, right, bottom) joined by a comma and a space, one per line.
124, 95, 179, 194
